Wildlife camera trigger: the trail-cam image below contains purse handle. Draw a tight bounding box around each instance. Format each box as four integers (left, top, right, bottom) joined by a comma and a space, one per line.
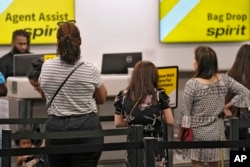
127, 97, 141, 126
47, 62, 84, 108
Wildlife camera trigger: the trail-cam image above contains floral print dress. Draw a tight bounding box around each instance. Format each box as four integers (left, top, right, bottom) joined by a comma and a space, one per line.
114, 88, 171, 167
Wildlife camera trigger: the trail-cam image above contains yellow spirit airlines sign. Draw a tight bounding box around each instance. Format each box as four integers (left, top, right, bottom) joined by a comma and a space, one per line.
0, 0, 75, 44
160, 0, 250, 43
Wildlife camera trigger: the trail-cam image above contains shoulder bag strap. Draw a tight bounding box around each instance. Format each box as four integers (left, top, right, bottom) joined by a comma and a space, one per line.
127, 97, 141, 126
129, 97, 141, 116
47, 62, 84, 107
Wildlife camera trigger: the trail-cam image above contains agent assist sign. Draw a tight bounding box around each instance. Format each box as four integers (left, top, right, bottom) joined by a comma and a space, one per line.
157, 66, 178, 108
0, 0, 74, 44
160, 0, 250, 43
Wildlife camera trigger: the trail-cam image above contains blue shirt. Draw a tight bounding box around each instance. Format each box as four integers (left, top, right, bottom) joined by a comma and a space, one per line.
0, 72, 5, 84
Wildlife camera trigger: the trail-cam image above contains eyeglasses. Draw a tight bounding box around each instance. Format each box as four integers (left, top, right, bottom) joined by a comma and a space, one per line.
57, 20, 76, 26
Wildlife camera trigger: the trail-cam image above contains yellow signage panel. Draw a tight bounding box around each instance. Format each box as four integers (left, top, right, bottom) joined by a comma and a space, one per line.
157, 66, 178, 108
44, 54, 57, 61
0, 0, 75, 44
160, 0, 250, 43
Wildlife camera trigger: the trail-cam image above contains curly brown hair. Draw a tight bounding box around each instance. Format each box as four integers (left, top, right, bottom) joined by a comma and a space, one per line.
56, 22, 81, 65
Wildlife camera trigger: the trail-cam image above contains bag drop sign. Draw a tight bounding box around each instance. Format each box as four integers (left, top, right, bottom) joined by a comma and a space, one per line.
160, 0, 250, 43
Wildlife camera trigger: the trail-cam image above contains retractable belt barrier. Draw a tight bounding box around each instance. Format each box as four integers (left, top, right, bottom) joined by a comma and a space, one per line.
0, 129, 142, 156
1, 117, 250, 167
0, 116, 144, 167
144, 117, 250, 167
0, 115, 114, 124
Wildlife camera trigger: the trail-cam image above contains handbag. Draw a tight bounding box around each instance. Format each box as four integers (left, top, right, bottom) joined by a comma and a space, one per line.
181, 128, 193, 141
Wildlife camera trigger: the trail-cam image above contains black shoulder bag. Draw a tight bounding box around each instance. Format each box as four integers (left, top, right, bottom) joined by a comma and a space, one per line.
47, 62, 84, 108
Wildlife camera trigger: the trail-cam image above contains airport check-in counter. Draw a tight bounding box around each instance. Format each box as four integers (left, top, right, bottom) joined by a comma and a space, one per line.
2, 75, 131, 162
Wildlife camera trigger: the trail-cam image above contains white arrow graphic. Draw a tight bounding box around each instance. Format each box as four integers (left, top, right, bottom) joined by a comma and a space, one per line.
0, 0, 13, 15
160, 0, 200, 41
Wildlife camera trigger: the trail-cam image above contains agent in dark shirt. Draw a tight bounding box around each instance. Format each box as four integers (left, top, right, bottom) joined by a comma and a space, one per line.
0, 29, 31, 79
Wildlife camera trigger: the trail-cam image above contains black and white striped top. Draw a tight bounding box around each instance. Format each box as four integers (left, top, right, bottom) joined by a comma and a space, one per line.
39, 57, 103, 116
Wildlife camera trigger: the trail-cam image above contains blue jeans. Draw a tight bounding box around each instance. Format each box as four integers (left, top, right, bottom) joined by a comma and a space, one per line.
45, 112, 104, 167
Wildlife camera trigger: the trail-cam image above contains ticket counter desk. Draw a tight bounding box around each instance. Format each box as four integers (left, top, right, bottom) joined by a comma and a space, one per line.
3, 75, 131, 163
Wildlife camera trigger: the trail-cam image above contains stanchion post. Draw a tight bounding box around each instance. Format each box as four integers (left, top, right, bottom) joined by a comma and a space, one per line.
143, 137, 156, 167
164, 123, 173, 167
130, 125, 144, 167
2, 130, 12, 167
230, 117, 239, 151
135, 125, 144, 167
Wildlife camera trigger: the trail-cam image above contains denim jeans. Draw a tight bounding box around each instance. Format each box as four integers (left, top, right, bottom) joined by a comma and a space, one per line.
45, 112, 104, 167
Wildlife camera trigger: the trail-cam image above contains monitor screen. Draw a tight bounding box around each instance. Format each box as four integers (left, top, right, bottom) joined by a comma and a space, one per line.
101, 52, 142, 74
13, 53, 45, 76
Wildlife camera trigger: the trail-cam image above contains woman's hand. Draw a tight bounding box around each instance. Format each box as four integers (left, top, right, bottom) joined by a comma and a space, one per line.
224, 102, 233, 118
224, 108, 232, 118
174, 136, 182, 154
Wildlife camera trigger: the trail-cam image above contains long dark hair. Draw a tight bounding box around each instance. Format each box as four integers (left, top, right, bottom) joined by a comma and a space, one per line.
226, 44, 250, 105
126, 61, 158, 104
57, 22, 81, 65
227, 44, 250, 89
193, 46, 218, 79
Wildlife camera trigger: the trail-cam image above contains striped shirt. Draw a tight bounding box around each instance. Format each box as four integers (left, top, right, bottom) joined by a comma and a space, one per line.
39, 57, 103, 116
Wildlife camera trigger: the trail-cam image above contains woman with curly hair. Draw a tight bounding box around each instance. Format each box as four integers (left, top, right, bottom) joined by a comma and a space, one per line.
39, 21, 107, 167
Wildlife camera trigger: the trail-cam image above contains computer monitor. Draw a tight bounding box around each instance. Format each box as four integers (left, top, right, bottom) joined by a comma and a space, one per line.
101, 52, 142, 74
13, 53, 45, 76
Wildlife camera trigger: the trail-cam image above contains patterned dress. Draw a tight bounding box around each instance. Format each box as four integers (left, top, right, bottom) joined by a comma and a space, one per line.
114, 88, 171, 167
179, 74, 250, 162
